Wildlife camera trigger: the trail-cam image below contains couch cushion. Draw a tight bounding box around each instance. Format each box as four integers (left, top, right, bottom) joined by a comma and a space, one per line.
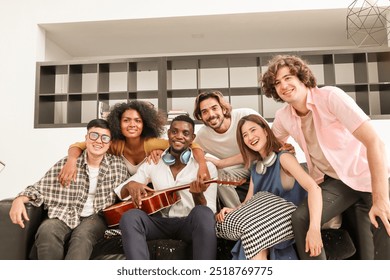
90, 235, 190, 260
0, 199, 43, 260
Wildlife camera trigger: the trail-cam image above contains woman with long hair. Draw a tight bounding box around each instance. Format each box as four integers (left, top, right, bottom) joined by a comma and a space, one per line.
215, 114, 323, 260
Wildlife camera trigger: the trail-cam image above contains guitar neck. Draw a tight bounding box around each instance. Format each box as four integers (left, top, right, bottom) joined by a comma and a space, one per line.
103, 177, 245, 227
162, 178, 219, 193
153, 177, 246, 194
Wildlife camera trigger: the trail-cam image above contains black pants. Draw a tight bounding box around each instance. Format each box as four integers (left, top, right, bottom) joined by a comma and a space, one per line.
34, 214, 106, 259
291, 177, 390, 260
119, 205, 217, 260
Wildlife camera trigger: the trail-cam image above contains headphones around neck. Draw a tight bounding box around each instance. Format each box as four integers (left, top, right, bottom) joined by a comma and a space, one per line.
162, 148, 192, 166
255, 151, 277, 175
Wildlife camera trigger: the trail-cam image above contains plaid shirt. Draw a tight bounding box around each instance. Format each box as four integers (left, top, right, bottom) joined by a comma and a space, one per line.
19, 151, 129, 229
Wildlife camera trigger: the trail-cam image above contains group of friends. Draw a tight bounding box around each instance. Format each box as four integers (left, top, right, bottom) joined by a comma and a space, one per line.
9, 55, 390, 260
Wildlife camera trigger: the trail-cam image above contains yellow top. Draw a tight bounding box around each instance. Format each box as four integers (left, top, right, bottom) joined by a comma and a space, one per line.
70, 137, 202, 156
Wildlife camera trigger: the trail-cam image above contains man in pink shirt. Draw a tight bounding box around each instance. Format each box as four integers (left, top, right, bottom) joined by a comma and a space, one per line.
261, 54, 390, 260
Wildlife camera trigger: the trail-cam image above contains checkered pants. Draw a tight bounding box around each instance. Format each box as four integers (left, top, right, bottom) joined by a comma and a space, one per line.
215, 191, 297, 259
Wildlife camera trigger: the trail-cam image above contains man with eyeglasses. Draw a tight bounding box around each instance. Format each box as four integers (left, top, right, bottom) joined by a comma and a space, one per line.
9, 119, 129, 259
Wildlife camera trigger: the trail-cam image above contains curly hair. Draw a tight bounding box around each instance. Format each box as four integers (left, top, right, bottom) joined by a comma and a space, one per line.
171, 114, 195, 132
106, 101, 167, 141
261, 55, 317, 103
193, 90, 232, 121
236, 114, 282, 169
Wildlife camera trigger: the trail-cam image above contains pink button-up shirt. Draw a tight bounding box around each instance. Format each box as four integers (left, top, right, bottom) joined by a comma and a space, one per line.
272, 86, 387, 192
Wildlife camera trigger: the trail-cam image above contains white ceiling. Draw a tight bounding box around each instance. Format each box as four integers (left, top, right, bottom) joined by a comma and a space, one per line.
40, 8, 390, 60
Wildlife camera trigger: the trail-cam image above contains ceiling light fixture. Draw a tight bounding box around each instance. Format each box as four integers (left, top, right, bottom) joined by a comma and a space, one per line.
347, 0, 390, 47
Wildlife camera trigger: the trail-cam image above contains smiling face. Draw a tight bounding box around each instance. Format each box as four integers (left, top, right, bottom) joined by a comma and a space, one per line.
241, 120, 268, 158
85, 127, 111, 158
274, 66, 308, 106
199, 97, 229, 133
120, 109, 144, 140
167, 120, 195, 157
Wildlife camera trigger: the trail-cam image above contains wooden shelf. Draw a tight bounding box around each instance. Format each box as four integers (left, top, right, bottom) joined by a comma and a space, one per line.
35, 49, 390, 128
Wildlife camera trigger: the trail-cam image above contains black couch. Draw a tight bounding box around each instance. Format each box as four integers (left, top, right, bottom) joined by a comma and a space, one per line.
0, 198, 232, 260
0, 197, 370, 260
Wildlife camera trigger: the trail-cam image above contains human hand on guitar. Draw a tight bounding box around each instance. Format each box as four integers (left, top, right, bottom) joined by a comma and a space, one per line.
189, 178, 209, 194
189, 178, 209, 206
124, 181, 155, 208
105, 177, 247, 227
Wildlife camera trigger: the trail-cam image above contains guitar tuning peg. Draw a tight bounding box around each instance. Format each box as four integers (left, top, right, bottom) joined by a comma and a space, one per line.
221, 172, 228, 182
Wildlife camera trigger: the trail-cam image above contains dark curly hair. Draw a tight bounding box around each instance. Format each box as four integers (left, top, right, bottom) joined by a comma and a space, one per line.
261, 55, 317, 103
171, 114, 195, 132
106, 101, 167, 141
237, 114, 282, 169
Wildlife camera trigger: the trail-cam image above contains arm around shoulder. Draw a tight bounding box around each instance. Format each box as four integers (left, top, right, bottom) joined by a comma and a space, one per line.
57, 142, 85, 186
203, 161, 218, 213
144, 138, 169, 154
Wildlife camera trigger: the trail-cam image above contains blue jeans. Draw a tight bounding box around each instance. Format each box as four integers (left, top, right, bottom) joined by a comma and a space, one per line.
291, 177, 390, 260
119, 205, 217, 260
34, 214, 106, 259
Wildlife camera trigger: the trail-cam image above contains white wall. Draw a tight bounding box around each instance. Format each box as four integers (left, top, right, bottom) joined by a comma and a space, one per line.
0, 0, 388, 199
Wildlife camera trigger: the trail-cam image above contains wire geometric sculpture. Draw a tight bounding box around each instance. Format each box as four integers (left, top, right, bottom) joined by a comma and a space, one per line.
347, 0, 390, 47
0, 161, 5, 173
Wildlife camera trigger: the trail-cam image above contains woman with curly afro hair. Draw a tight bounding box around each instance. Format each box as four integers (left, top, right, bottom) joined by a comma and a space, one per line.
58, 100, 209, 186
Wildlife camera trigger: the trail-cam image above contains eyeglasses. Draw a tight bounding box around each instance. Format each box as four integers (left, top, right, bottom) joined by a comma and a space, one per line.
88, 132, 111, 144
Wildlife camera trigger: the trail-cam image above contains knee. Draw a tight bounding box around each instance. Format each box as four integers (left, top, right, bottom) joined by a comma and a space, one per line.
119, 209, 147, 231
192, 205, 214, 217
191, 206, 215, 228
36, 219, 65, 240
36, 226, 52, 242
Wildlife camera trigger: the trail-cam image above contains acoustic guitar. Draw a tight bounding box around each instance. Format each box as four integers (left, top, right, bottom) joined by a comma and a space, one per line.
103, 177, 246, 227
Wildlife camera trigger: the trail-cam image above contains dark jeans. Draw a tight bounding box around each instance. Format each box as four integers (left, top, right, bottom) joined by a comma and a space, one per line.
291, 177, 390, 260
34, 214, 107, 260
119, 205, 217, 260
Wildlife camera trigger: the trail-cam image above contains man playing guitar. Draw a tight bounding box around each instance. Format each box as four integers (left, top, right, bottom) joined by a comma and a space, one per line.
114, 114, 218, 260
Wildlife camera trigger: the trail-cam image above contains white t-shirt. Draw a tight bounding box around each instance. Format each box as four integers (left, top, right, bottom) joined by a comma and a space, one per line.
80, 166, 99, 217
195, 108, 261, 159
115, 149, 218, 217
